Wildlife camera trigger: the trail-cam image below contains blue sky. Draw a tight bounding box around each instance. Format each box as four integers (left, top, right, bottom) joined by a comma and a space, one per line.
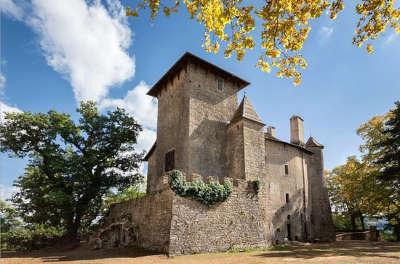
0, 0, 399, 198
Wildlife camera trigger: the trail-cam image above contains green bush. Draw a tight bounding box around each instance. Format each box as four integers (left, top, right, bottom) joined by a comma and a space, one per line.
168, 170, 232, 206
1, 224, 63, 251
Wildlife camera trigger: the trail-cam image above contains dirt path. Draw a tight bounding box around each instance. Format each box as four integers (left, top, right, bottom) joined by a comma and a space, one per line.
2, 240, 400, 264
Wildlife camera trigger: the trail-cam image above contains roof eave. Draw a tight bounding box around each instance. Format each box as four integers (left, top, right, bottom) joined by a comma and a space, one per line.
147, 52, 250, 97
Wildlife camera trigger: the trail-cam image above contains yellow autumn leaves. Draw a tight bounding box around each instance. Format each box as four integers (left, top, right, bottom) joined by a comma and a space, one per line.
127, 0, 399, 86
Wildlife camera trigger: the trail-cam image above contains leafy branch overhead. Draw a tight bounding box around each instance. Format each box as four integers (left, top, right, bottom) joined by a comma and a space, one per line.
127, 0, 400, 85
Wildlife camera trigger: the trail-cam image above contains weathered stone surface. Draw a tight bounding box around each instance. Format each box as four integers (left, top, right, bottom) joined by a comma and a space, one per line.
101, 53, 335, 255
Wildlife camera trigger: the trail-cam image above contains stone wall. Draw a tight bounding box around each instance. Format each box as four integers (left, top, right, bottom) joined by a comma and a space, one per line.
226, 121, 245, 180
306, 146, 335, 242
187, 62, 239, 182
104, 189, 173, 252
168, 187, 269, 255
149, 67, 190, 193
264, 139, 310, 243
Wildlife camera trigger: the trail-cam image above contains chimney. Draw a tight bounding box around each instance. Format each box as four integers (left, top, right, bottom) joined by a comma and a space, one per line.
267, 126, 276, 138
290, 116, 304, 145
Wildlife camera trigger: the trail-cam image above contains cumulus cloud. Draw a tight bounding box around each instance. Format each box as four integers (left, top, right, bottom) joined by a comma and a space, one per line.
28, 0, 135, 102
0, 73, 5, 93
1, 0, 155, 183
319, 26, 334, 39
0, 101, 22, 123
0, 184, 18, 200
100, 82, 157, 152
0, 0, 24, 19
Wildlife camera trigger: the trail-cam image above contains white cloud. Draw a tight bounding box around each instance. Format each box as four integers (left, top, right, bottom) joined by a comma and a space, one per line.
0, 184, 18, 200
100, 81, 157, 152
28, 0, 135, 102
0, 73, 5, 93
0, 101, 22, 123
100, 82, 157, 130
0, 0, 24, 20
319, 26, 334, 39
385, 32, 398, 45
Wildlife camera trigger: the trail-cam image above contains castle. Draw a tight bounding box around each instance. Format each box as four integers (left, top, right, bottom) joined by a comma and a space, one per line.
102, 52, 335, 255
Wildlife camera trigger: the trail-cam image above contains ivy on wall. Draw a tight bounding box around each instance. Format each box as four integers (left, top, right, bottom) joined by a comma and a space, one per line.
168, 170, 232, 206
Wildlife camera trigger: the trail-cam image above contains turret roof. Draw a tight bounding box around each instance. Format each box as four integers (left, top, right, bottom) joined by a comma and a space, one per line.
230, 96, 265, 125
306, 136, 324, 148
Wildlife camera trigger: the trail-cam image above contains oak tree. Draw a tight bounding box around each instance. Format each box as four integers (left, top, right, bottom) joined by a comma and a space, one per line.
0, 102, 144, 242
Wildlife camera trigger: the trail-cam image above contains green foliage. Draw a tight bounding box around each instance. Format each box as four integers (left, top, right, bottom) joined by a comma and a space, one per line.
1, 224, 63, 251
104, 186, 145, 207
0, 199, 22, 233
0, 101, 144, 241
332, 213, 357, 232
168, 170, 232, 206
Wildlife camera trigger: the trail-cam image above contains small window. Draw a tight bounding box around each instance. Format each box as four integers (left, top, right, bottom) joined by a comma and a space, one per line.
165, 150, 175, 172
287, 215, 291, 220
285, 193, 290, 203
284, 164, 289, 175
217, 78, 224, 90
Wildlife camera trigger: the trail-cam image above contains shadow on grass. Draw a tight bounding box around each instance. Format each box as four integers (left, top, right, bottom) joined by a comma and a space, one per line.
257, 240, 400, 260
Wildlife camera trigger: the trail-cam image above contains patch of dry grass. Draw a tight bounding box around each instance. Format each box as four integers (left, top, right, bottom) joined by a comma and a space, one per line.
2, 240, 400, 264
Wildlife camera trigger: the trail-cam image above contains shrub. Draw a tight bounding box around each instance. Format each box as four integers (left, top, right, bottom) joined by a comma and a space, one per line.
1, 224, 63, 251
168, 170, 232, 206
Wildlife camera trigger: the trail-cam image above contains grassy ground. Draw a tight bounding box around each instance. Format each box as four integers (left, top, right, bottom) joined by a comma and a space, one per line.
2, 240, 400, 264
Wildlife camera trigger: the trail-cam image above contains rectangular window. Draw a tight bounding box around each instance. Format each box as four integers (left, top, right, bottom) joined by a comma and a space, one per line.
165, 150, 175, 172
284, 164, 289, 175
285, 193, 290, 203
217, 78, 224, 90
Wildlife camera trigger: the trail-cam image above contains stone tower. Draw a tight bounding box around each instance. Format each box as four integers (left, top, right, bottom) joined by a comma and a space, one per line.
145, 52, 249, 191
227, 96, 265, 181
306, 137, 335, 241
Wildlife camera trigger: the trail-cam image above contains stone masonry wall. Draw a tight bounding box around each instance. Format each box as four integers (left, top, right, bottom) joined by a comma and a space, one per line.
264, 139, 310, 243
149, 67, 190, 193
187, 63, 239, 182
168, 187, 269, 255
306, 146, 335, 242
105, 189, 173, 252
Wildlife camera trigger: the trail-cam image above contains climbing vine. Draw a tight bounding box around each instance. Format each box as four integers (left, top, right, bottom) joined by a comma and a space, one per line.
168, 170, 232, 206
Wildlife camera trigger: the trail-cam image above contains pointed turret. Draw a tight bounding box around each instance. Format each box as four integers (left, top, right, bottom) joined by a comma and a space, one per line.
227, 95, 265, 181
306, 136, 324, 148
230, 96, 264, 125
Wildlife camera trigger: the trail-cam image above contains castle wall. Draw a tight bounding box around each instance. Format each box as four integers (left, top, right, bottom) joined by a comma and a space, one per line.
306, 146, 335, 241
168, 188, 269, 255
226, 121, 245, 180
264, 140, 310, 242
149, 68, 190, 192
105, 189, 173, 252
243, 120, 265, 182
146, 148, 157, 192
187, 63, 239, 181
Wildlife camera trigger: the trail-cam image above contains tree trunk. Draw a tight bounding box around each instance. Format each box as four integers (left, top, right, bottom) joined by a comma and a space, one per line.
63, 213, 81, 244
351, 213, 357, 232
360, 214, 365, 231
394, 222, 400, 242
